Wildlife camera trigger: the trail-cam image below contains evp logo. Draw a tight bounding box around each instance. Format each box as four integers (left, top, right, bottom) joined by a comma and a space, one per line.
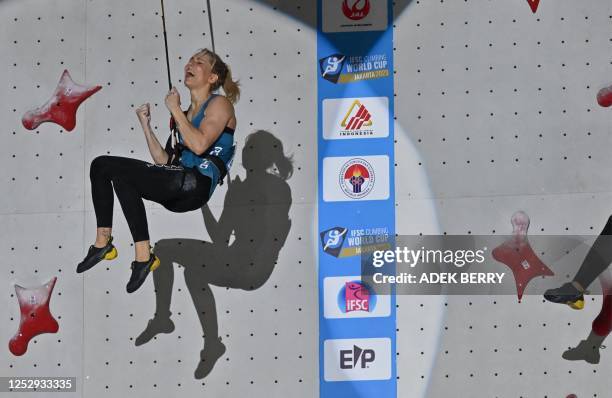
341, 345, 375, 369
323, 276, 391, 319
324, 338, 391, 381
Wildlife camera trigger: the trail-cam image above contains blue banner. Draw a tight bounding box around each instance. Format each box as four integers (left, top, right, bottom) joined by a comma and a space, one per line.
317, 1, 396, 397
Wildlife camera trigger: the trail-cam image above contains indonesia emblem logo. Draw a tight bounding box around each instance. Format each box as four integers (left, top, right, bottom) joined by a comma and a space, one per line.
339, 158, 375, 199
342, 0, 371, 21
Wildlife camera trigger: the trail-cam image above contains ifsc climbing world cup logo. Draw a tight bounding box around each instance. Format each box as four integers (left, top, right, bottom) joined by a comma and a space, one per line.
342, 0, 370, 20
319, 54, 346, 84
339, 158, 375, 199
319, 53, 389, 84
320, 227, 348, 258
320, 226, 391, 258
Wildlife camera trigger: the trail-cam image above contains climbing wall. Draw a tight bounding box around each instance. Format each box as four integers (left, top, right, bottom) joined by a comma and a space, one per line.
393, 0, 612, 397
2, 0, 611, 397
2, 0, 318, 397
1, 0, 89, 396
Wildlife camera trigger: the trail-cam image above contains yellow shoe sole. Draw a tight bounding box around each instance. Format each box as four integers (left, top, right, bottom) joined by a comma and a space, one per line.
104, 246, 118, 260
566, 299, 584, 310
149, 255, 161, 272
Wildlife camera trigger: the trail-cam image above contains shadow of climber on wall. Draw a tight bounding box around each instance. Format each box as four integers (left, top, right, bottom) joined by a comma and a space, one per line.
134, 130, 293, 379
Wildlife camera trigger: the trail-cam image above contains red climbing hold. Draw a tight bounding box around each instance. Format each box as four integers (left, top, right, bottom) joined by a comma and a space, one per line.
9, 277, 59, 356
22, 70, 101, 132
597, 84, 612, 108
492, 211, 554, 301
526, 0, 540, 13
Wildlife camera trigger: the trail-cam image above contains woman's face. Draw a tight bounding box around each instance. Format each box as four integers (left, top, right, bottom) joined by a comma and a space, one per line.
184, 52, 218, 89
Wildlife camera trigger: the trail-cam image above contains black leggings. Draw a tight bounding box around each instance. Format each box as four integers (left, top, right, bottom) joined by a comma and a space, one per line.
90, 155, 212, 242
574, 215, 612, 290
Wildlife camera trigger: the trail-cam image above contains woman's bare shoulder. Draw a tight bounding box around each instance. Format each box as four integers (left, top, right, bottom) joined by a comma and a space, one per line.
210, 94, 233, 109
208, 95, 236, 125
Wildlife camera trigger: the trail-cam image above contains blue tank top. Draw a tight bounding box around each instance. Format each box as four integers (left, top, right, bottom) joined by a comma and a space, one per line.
178, 94, 235, 192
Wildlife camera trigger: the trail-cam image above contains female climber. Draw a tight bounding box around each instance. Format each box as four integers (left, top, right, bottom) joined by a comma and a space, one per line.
76, 48, 240, 293
545, 215, 612, 307
545, 216, 612, 362
561, 269, 610, 364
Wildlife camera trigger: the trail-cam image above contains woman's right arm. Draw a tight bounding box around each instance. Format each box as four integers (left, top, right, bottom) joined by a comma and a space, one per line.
143, 124, 169, 165
136, 103, 169, 165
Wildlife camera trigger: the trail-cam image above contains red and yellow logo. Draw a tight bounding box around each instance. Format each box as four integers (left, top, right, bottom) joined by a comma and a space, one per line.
341, 100, 373, 131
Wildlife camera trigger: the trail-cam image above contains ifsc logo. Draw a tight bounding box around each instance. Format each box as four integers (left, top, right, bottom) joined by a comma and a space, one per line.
323, 276, 391, 319
341, 280, 373, 313
324, 338, 391, 381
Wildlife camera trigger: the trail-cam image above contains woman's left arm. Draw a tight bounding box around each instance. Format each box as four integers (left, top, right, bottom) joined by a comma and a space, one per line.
167, 88, 233, 155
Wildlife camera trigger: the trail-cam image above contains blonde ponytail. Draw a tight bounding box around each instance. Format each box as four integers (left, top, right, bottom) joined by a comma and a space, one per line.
195, 48, 241, 104
222, 66, 241, 104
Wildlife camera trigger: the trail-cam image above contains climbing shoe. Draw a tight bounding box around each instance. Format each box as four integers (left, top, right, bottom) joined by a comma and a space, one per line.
543, 282, 585, 310
126, 253, 160, 293
76, 236, 118, 273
